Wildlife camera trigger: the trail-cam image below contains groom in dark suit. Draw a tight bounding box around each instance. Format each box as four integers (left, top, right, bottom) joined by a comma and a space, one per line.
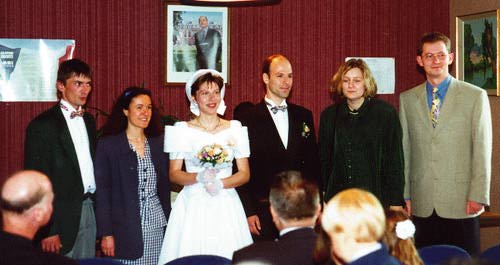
24, 59, 97, 258
236, 54, 321, 241
232, 170, 320, 265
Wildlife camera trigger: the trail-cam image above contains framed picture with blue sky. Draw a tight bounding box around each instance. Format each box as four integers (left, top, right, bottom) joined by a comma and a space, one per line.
165, 2, 229, 85
456, 9, 499, 96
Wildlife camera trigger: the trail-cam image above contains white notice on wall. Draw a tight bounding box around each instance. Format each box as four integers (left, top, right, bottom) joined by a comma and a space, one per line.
345, 57, 395, 94
0, 39, 75, 101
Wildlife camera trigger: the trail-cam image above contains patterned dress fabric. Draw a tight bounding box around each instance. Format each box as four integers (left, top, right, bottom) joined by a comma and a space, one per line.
118, 140, 166, 265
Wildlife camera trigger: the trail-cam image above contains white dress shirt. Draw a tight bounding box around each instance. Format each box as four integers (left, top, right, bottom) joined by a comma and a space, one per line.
60, 99, 96, 194
265, 97, 289, 149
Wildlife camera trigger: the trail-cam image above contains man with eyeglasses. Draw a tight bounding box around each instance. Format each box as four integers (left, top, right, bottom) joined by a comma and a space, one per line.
24, 58, 97, 259
399, 32, 491, 255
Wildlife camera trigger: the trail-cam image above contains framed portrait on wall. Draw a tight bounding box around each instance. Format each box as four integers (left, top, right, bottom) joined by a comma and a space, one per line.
165, 3, 229, 85
456, 9, 499, 96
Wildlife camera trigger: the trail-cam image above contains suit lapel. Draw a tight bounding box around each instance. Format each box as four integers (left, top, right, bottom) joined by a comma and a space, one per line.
414, 84, 434, 131
256, 101, 287, 150
116, 132, 140, 187
434, 79, 460, 133
83, 113, 96, 157
149, 136, 162, 171
53, 106, 81, 176
286, 105, 301, 152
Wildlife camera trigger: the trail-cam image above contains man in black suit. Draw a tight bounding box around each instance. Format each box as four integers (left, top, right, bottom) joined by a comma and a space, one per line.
232, 170, 320, 265
194, 15, 222, 71
0, 170, 76, 265
24, 59, 97, 258
236, 54, 321, 241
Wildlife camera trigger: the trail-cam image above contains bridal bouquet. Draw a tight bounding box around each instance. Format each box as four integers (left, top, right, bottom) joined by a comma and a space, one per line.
196, 143, 230, 196
197, 143, 231, 168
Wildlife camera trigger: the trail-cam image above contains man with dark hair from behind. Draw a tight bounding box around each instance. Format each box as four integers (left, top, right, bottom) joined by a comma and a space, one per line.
232, 170, 320, 265
0, 170, 76, 265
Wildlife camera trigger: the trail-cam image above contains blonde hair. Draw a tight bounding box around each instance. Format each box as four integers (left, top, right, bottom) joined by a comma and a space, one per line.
382, 210, 423, 265
329, 59, 377, 98
321, 188, 385, 243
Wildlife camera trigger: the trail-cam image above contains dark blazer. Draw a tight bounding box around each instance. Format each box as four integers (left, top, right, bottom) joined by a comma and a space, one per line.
349, 245, 401, 265
94, 132, 170, 259
232, 227, 317, 265
24, 104, 96, 254
318, 98, 404, 205
236, 101, 321, 237
194, 27, 222, 70
0, 230, 77, 265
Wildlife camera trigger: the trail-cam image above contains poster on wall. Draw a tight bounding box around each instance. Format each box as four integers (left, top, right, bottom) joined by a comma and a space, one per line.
345, 57, 395, 94
0, 39, 75, 102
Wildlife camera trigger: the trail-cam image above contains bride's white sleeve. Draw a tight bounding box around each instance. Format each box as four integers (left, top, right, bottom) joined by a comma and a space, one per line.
164, 122, 190, 160
231, 120, 250, 159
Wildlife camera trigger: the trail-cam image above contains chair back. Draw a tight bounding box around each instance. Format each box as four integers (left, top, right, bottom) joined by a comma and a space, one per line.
165, 255, 231, 265
480, 244, 500, 264
78, 258, 125, 265
418, 244, 470, 265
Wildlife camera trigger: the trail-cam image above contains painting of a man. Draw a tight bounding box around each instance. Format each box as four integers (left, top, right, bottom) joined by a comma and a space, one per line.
166, 5, 227, 84
194, 15, 222, 71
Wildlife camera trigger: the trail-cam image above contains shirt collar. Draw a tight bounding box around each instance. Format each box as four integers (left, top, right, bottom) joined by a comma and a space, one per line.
426, 75, 451, 96
60, 99, 81, 112
264, 97, 287, 108
279, 226, 313, 237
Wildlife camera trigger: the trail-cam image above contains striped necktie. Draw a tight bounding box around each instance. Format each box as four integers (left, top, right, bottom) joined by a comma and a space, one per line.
430, 87, 440, 128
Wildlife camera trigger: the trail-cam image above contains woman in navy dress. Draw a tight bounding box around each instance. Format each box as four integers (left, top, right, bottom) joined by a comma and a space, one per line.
94, 87, 171, 265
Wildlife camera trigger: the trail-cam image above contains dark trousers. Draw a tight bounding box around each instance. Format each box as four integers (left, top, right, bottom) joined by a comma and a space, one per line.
413, 210, 480, 256
251, 201, 279, 242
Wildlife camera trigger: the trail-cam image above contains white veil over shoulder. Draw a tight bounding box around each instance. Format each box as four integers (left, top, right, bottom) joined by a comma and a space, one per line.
185, 69, 226, 116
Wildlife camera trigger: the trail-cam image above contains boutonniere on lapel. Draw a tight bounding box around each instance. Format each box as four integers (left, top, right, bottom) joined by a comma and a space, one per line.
301, 122, 311, 138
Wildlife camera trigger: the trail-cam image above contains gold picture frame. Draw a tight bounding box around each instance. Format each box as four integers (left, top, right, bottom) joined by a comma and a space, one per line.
456, 9, 500, 96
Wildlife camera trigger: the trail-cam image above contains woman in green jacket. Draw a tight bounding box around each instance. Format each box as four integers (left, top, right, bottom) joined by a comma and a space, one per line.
318, 58, 404, 209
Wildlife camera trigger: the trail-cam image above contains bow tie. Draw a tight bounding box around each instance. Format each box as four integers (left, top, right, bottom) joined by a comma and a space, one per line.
70, 110, 84, 119
60, 103, 84, 119
270, 105, 287, 114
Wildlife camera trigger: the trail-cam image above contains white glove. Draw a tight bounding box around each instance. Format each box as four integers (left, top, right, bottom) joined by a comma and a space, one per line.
204, 178, 224, 196
196, 168, 217, 183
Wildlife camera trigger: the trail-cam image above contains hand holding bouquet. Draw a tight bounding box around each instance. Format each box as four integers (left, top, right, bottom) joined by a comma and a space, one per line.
196, 143, 230, 196
204, 178, 223, 196
196, 168, 217, 183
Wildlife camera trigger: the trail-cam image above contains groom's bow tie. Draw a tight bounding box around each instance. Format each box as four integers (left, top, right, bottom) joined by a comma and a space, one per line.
270, 105, 287, 114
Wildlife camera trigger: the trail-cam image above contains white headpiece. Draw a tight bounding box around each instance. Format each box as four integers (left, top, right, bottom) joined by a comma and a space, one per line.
185, 69, 226, 116
395, 219, 416, 240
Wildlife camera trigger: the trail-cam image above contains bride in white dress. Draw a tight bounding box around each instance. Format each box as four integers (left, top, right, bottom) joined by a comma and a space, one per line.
157, 69, 252, 264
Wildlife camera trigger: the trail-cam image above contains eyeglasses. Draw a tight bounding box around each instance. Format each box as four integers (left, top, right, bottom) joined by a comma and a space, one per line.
423, 53, 449, 61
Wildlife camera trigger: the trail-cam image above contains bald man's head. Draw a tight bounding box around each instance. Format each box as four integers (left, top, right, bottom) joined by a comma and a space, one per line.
1, 170, 53, 215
